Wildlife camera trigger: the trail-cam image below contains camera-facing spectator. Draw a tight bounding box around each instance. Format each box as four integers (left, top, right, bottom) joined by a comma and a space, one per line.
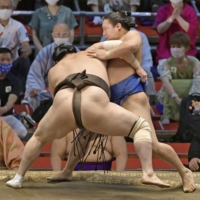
0, 0, 32, 93
25, 23, 80, 111
0, 47, 27, 138
29, 0, 78, 54
157, 32, 200, 124
156, 0, 198, 69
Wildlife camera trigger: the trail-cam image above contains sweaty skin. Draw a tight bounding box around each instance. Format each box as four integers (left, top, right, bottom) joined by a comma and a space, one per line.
6, 49, 170, 189
79, 24, 195, 192
102, 26, 195, 193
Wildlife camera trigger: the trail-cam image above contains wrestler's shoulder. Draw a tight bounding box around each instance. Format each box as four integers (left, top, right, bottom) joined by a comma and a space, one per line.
125, 30, 140, 38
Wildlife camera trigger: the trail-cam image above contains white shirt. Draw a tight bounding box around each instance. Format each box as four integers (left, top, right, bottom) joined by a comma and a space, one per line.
0, 18, 29, 60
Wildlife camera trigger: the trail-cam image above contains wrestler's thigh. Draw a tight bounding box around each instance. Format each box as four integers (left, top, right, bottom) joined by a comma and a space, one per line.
34, 89, 77, 142
122, 92, 159, 143
80, 86, 139, 136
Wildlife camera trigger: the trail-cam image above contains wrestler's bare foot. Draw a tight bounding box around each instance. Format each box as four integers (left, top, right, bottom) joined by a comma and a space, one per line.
141, 172, 170, 188
47, 171, 72, 182
181, 168, 195, 193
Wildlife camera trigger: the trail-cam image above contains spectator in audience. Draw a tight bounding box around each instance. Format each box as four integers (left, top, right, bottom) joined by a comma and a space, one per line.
0, 47, 27, 139
25, 23, 79, 111
0, 118, 24, 170
0, 0, 32, 93
156, 0, 198, 70
157, 32, 200, 124
188, 136, 200, 172
29, 0, 78, 53
100, 27, 156, 96
88, 0, 140, 26
51, 131, 127, 171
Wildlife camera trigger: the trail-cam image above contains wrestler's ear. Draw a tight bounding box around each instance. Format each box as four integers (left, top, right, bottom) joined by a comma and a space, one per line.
116, 23, 122, 31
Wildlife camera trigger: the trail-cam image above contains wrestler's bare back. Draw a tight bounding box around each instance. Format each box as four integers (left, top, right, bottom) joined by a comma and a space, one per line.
107, 30, 143, 86
48, 51, 109, 95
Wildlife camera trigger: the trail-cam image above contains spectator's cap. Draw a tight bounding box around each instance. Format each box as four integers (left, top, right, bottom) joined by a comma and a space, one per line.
52, 44, 77, 63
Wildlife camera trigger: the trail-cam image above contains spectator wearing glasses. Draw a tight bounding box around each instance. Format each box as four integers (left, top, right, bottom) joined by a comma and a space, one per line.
29, 0, 78, 54
0, 0, 32, 94
25, 23, 79, 111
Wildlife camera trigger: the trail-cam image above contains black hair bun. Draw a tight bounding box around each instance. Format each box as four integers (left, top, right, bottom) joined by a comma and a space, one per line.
52, 44, 77, 63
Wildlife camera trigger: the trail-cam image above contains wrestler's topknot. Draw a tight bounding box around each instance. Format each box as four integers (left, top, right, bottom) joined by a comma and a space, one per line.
103, 10, 135, 31
52, 44, 77, 63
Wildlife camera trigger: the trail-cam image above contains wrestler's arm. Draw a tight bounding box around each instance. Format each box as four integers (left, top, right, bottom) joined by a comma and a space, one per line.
50, 137, 67, 171
106, 31, 142, 59
111, 136, 128, 171
88, 40, 142, 70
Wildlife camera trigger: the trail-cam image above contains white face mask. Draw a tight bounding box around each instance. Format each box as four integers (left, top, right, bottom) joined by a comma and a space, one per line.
0, 9, 12, 20
170, 0, 182, 5
45, 0, 59, 6
170, 47, 185, 58
54, 38, 69, 46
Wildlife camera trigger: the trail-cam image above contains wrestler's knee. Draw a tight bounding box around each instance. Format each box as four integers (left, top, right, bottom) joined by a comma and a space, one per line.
128, 117, 152, 143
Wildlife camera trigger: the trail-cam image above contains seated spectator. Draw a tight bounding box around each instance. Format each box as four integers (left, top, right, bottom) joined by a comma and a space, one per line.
156, 0, 198, 69
0, 47, 27, 138
51, 131, 127, 171
29, 0, 78, 53
88, 0, 140, 26
100, 27, 156, 96
0, 0, 32, 93
157, 32, 200, 124
25, 23, 79, 111
188, 136, 200, 172
0, 118, 24, 170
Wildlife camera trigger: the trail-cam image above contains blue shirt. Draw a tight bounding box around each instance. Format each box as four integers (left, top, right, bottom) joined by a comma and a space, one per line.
29, 5, 78, 47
